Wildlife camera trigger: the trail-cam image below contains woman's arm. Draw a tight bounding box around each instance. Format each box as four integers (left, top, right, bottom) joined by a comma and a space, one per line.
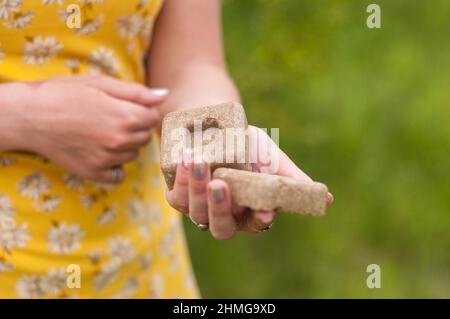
148, 0, 239, 115
147, 0, 332, 240
0, 76, 164, 183
0, 82, 31, 152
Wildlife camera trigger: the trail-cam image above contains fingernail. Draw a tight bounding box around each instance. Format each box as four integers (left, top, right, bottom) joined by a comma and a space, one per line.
258, 211, 274, 224
211, 186, 224, 204
193, 162, 205, 180
327, 192, 334, 204
149, 88, 168, 97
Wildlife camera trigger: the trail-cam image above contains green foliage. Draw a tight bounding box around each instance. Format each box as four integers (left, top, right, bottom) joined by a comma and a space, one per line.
184, 0, 450, 298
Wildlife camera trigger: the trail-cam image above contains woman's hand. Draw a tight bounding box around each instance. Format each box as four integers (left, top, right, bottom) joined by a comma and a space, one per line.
166, 126, 333, 240
0, 75, 167, 183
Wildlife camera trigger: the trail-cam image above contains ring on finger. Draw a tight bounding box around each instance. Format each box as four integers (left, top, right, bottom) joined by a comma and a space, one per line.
191, 219, 209, 231
258, 221, 274, 233
111, 166, 124, 184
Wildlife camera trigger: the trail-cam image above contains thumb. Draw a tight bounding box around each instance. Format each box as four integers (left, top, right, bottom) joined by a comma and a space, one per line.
85, 76, 169, 106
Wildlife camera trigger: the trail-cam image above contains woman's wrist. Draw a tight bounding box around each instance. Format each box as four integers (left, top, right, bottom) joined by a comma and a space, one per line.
0, 82, 36, 152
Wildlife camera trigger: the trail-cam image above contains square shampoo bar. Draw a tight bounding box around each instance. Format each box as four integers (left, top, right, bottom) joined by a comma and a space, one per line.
213, 168, 329, 216
161, 102, 251, 189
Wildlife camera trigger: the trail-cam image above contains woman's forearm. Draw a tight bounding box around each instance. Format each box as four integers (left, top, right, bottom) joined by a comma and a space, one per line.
150, 62, 241, 117
0, 82, 31, 152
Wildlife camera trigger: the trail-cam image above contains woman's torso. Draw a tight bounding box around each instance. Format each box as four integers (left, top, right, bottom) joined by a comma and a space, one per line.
0, 0, 198, 298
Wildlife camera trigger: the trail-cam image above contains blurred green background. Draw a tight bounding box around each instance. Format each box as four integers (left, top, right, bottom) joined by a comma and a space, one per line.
184, 0, 450, 298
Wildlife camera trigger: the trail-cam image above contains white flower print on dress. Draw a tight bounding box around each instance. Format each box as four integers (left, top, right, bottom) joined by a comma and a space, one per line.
0, 156, 16, 166
0, 194, 15, 228
139, 18, 153, 41
127, 198, 147, 224
148, 202, 162, 225
169, 254, 180, 273
0, 45, 3, 63
151, 175, 161, 187
48, 222, 85, 254
3, 11, 34, 29
184, 271, 197, 294
0, 223, 31, 251
80, 194, 94, 209
23, 36, 63, 65
149, 272, 164, 299
41, 268, 67, 295
63, 174, 84, 191
35, 195, 62, 213
140, 252, 152, 270
96, 205, 117, 225
42, 0, 64, 4
81, 0, 105, 4
0, 0, 22, 20
17, 173, 50, 200
92, 257, 121, 291
160, 217, 178, 257
0, 259, 13, 273
111, 276, 139, 299
76, 15, 104, 35
108, 236, 135, 264
16, 275, 44, 298
89, 47, 119, 75
94, 182, 116, 191
127, 198, 151, 239
116, 14, 144, 38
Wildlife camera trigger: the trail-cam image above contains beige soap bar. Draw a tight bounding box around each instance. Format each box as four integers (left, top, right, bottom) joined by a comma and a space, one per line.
213, 168, 328, 216
161, 102, 251, 190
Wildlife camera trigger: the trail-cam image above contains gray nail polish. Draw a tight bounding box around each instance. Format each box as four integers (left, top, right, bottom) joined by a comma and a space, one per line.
193, 162, 205, 180
212, 187, 224, 204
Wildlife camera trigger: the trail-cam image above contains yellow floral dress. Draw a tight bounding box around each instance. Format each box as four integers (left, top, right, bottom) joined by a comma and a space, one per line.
0, 0, 199, 298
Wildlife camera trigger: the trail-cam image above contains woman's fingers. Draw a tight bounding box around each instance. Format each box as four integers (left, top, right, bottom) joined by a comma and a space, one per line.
207, 180, 236, 240
166, 159, 190, 213
235, 209, 277, 233
61, 75, 169, 106
108, 151, 140, 167
188, 160, 211, 225
91, 166, 126, 184
249, 126, 334, 205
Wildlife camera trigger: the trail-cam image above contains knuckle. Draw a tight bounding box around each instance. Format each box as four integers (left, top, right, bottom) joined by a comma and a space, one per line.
167, 196, 189, 213
91, 152, 112, 168
87, 168, 105, 182
121, 113, 141, 130
174, 201, 189, 213
107, 133, 129, 150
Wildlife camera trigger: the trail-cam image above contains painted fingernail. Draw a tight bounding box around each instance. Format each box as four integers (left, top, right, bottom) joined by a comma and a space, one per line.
258, 212, 274, 224
149, 88, 169, 97
211, 186, 225, 204
327, 192, 334, 204
193, 162, 205, 180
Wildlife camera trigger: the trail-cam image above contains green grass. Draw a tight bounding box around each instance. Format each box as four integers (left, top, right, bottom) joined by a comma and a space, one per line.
184, 0, 450, 298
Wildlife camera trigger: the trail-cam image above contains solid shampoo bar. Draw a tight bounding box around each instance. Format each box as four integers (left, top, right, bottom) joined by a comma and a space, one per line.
213, 168, 328, 216
161, 102, 251, 189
